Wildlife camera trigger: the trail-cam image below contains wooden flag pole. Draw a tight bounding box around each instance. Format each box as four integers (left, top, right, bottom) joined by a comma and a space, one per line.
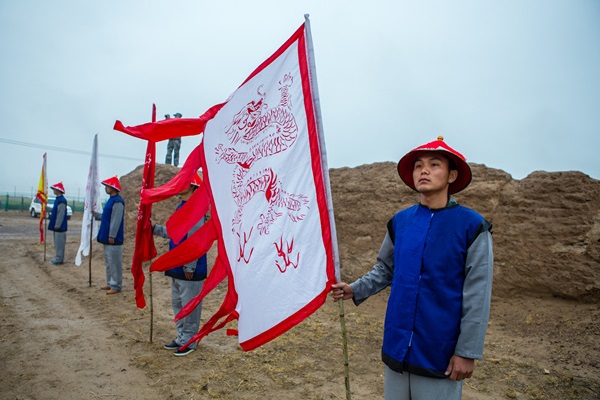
149, 268, 154, 343
43, 216, 47, 261
88, 212, 94, 287
303, 14, 351, 399
338, 299, 352, 400
148, 103, 156, 344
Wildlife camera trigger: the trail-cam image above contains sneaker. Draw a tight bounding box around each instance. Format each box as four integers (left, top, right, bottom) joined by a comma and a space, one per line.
163, 340, 179, 350
174, 347, 196, 357
49, 259, 63, 265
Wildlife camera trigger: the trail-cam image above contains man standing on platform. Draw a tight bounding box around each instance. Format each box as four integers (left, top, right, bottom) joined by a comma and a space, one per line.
165, 112, 183, 167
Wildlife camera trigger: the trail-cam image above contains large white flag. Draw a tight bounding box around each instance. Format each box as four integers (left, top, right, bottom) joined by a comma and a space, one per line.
196, 19, 337, 350
204, 21, 337, 349
75, 134, 102, 266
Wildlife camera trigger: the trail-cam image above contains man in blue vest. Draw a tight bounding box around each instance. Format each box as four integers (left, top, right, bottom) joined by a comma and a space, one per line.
48, 181, 68, 265
152, 172, 207, 356
97, 176, 125, 295
331, 137, 493, 400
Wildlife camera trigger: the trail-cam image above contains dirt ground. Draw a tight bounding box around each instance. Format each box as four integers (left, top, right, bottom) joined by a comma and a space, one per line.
1, 163, 599, 399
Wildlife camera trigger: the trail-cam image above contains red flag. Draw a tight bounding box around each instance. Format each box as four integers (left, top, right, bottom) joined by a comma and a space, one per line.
35, 153, 48, 243
118, 107, 208, 308
130, 105, 158, 308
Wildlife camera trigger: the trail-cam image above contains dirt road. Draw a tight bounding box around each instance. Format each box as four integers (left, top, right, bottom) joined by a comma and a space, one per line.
0, 215, 165, 399
1, 211, 599, 399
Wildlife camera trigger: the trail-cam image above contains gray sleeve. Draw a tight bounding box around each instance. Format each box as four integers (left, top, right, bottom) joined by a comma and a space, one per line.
55, 203, 66, 226
454, 229, 494, 360
183, 217, 205, 273
108, 202, 124, 238
152, 224, 169, 239
153, 216, 206, 273
349, 232, 394, 306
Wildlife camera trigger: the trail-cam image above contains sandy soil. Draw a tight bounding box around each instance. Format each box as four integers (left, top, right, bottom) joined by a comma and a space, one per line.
1, 162, 599, 400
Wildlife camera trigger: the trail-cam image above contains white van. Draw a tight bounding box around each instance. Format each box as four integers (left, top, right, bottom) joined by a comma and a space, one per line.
29, 197, 73, 220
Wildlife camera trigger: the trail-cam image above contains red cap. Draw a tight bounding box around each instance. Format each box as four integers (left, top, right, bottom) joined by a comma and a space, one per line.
101, 176, 122, 192
191, 172, 202, 187
397, 136, 472, 194
50, 182, 66, 194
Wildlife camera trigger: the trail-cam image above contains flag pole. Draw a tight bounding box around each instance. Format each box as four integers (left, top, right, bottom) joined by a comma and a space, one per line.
43, 217, 47, 261
88, 211, 93, 287
149, 104, 156, 343
304, 14, 351, 399
149, 265, 153, 343
338, 298, 351, 400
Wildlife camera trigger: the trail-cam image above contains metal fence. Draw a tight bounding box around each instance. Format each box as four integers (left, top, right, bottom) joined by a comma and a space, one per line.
0, 194, 85, 213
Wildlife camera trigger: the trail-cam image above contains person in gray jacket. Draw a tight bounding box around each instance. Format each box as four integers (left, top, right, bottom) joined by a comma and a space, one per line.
48, 182, 68, 265
331, 137, 493, 400
152, 173, 207, 356
96, 176, 125, 295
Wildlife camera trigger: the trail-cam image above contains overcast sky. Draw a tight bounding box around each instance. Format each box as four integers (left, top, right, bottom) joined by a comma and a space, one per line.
1, 0, 599, 199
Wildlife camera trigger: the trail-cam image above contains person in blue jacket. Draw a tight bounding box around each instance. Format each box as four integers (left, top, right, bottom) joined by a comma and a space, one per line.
48, 182, 68, 265
97, 176, 125, 295
331, 136, 493, 400
152, 172, 207, 356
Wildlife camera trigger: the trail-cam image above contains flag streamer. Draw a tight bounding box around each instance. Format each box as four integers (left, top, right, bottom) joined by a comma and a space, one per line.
149, 219, 217, 273
165, 182, 211, 244
139, 144, 203, 205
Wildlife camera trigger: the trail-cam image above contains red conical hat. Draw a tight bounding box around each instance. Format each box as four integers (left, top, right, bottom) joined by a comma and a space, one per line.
397, 136, 472, 195
101, 175, 122, 192
50, 182, 66, 194
191, 172, 202, 187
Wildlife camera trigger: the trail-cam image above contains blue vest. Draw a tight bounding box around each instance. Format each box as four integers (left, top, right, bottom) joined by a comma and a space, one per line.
97, 195, 125, 245
48, 195, 68, 232
382, 203, 485, 377
165, 201, 207, 281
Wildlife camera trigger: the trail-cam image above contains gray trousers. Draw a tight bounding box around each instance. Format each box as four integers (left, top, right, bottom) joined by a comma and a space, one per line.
165, 138, 181, 167
103, 245, 123, 291
384, 366, 463, 400
53, 231, 66, 263
171, 277, 203, 349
